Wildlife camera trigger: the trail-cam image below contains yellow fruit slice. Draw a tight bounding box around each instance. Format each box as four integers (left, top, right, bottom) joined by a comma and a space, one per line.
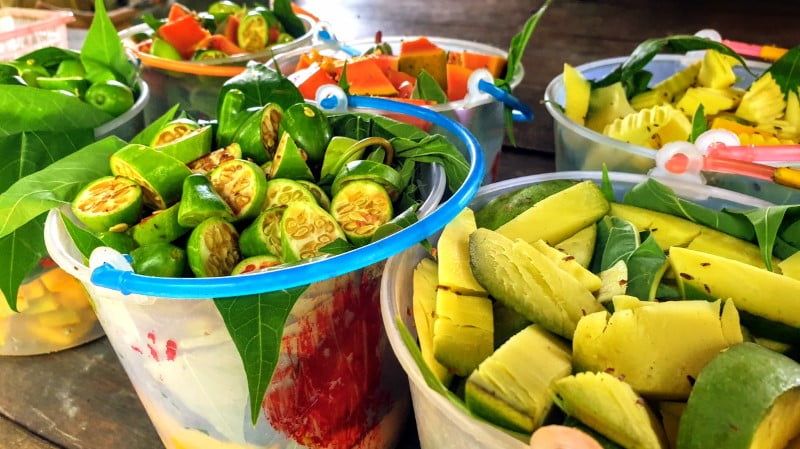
563, 63, 591, 125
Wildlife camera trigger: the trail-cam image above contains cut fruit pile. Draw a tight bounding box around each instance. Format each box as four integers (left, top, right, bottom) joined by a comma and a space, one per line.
562, 48, 800, 149
410, 177, 800, 449
286, 36, 508, 103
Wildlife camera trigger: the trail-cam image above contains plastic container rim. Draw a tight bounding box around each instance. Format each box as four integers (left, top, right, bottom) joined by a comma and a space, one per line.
0, 8, 75, 41
380, 169, 773, 448
118, 12, 317, 77
94, 78, 150, 138
268, 35, 525, 112
44, 95, 485, 299
543, 54, 770, 159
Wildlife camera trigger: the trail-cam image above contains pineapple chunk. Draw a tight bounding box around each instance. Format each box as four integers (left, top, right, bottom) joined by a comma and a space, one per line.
697, 50, 737, 89
652, 61, 701, 101
675, 87, 742, 117
631, 88, 671, 111
563, 63, 591, 126
603, 105, 692, 149
736, 72, 786, 125
785, 91, 800, 131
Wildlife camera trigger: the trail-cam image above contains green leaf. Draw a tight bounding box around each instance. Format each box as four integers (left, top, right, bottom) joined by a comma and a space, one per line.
130, 104, 180, 146
774, 236, 800, 260
59, 211, 105, 260
627, 70, 654, 98
764, 46, 800, 95
396, 158, 416, 193
590, 216, 612, 273
80, 0, 136, 86
625, 233, 667, 300
318, 239, 355, 255
594, 36, 752, 91
0, 136, 126, 238
391, 135, 469, 192
622, 178, 754, 240
220, 62, 303, 115
0, 86, 113, 137
338, 61, 351, 95
412, 70, 448, 104
214, 285, 309, 425
731, 206, 797, 272
504, 0, 553, 86
600, 164, 615, 202
689, 104, 708, 143
272, 0, 306, 38
16, 47, 80, 71
370, 204, 420, 243
600, 216, 639, 271
0, 216, 45, 311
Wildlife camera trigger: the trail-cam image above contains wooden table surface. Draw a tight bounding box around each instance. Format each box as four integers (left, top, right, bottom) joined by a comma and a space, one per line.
3, 0, 800, 448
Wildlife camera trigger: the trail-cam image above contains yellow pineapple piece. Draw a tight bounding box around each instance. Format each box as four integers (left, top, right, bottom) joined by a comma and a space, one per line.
736, 72, 786, 125
757, 120, 799, 141
785, 91, 800, 130
653, 61, 701, 101
563, 63, 591, 125
738, 133, 797, 146
603, 105, 692, 149
698, 50, 737, 89
675, 87, 742, 117
631, 88, 671, 110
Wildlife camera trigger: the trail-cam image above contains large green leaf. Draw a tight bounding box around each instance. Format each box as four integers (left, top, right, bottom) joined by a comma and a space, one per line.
80, 0, 136, 86
272, 0, 306, 38
214, 285, 309, 425
59, 211, 105, 260
15, 47, 80, 71
622, 178, 754, 240
0, 130, 94, 193
625, 233, 667, 300
502, 0, 552, 88
0, 216, 45, 311
600, 216, 639, 271
0, 136, 126, 239
0, 86, 112, 137
730, 206, 797, 272
765, 46, 800, 95
220, 63, 303, 115
412, 70, 448, 104
391, 135, 469, 192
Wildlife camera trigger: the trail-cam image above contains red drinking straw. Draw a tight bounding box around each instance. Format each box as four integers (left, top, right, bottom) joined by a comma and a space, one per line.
721, 39, 788, 62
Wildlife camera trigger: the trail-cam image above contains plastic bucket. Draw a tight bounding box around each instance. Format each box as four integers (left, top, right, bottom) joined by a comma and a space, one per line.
44, 97, 485, 449
269, 36, 527, 185
380, 171, 771, 449
119, 9, 318, 124
543, 55, 800, 204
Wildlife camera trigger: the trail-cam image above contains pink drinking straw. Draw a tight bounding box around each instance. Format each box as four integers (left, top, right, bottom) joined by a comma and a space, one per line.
706, 141, 800, 163
665, 152, 800, 189
721, 39, 788, 62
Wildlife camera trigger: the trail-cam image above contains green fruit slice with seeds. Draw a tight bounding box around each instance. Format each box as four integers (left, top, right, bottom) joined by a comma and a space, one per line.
208, 159, 268, 221
177, 174, 235, 227
151, 119, 212, 164
130, 202, 191, 245
186, 217, 241, 277
130, 243, 186, 277
280, 201, 346, 263
239, 206, 286, 258
677, 343, 800, 449
188, 143, 243, 175
231, 255, 282, 275
232, 107, 270, 163
270, 132, 314, 181
330, 180, 393, 246
264, 178, 317, 209
297, 180, 331, 210
261, 103, 284, 159
331, 160, 403, 201
110, 144, 191, 209
237, 11, 268, 52
71, 175, 143, 232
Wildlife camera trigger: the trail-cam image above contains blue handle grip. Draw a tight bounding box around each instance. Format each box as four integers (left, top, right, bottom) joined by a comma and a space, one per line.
90, 96, 485, 298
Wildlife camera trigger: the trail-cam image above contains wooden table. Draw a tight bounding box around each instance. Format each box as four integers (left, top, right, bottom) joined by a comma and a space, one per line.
3, 1, 800, 447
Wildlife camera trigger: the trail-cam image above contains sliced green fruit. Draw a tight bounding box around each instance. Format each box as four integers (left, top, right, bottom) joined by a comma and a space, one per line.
466, 324, 571, 433
432, 287, 493, 377
492, 301, 531, 349
552, 372, 668, 449
280, 201, 346, 262
231, 255, 282, 275
330, 180, 393, 246
232, 106, 270, 163
151, 120, 212, 164
270, 132, 314, 181
675, 87, 741, 117
110, 144, 191, 209
130, 243, 186, 277
186, 217, 240, 277
469, 228, 604, 339
261, 103, 284, 159
264, 178, 317, 209
188, 143, 243, 175
533, 239, 601, 292
736, 72, 786, 125
130, 202, 191, 245
474, 179, 575, 230
96, 230, 136, 254
177, 174, 235, 227
237, 10, 268, 52
497, 180, 609, 246
151, 37, 182, 61
71, 176, 143, 233
686, 229, 778, 271
555, 224, 597, 268
436, 208, 487, 296
331, 160, 403, 201
36, 76, 89, 98
584, 82, 636, 133
239, 206, 286, 259
630, 88, 671, 111
563, 63, 591, 126
669, 247, 800, 334
208, 159, 268, 221
85, 80, 135, 117
573, 298, 742, 400
55, 59, 85, 78
412, 258, 452, 385
677, 343, 800, 449
297, 180, 331, 210
280, 103, 333, 164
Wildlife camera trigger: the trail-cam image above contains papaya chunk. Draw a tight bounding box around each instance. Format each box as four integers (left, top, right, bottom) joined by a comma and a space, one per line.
369, 54, 399, 75
398, 37, 447, 90
288, 63, 337, 100
339, 59, 398, 97
460, 50, 507, 79
386, 69, 416, 98
446, 63, 473, 101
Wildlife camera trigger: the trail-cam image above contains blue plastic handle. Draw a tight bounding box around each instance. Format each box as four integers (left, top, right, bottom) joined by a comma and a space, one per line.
90, 96, 485, 299
316, 29, 362, 57
477, 79, 534, 122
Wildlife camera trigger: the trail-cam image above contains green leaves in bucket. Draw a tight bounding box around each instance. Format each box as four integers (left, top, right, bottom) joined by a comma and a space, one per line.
81, 0, 137, 86
689, 104, 707, 143
214, 285, 309, 425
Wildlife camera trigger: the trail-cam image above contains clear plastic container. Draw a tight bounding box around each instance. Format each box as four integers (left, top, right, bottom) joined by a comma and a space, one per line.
380, 171, 771, 449
44, 98, 486, 449
118, 11, 318, 124
543, 55, 800, 204
268, 36, 525, 184
0, 8, 74, 60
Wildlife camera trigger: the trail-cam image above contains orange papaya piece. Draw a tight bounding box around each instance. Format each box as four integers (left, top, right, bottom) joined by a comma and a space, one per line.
370, 54, 399, 75
461, 50, 507, 79
340, 59, 398, 96
288, 63, 337, 100
398, 37, 447, 90
386, 69, 416, 98
446, 63, 473, 101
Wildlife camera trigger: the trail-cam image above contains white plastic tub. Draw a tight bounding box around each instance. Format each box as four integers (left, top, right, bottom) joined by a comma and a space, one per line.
380, 171, 770, 449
